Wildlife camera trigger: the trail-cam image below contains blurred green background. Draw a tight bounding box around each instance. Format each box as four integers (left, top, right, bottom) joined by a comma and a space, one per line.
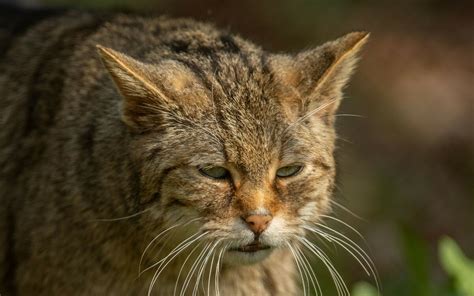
14, 0, 474, 294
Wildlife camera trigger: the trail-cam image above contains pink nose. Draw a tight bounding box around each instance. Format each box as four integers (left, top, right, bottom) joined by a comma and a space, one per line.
243, 214, 272, 234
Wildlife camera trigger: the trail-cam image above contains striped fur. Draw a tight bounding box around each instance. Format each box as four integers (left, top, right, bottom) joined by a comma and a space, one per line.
0, 6, 367, 295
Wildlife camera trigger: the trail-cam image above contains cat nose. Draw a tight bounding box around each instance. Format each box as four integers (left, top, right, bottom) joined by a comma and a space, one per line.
243, 214, 273, 234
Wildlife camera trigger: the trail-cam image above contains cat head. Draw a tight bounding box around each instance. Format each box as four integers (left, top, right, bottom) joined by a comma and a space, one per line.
97, 31, 368, 265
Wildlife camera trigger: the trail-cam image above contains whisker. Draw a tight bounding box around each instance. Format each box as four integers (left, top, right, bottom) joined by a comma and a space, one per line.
207, 249, 216, 295
139, 217, 202, 276
302, 221, 336, 252
139, 223, 183, 276
319, 215, 366, 241
207, 241, 222, 295
154, 240, 198, 296
215, 243, 228, 296
308, 225, 371, 277
312, 223, 380, 290
286, 242, 308, 296
173, 240, 206, 296
180, 242, 212, 296
146, 231, 208, 295
316, 222, 375, 274
193, 243, 214, 296
144, 230, 176, 274
295, 245, 322, 296
299, 237, 350, 296
304, 242, 346, 296
328, 199, 365, 221
94, 206, 156, 222
193, 240, 220, 296
283, 98, 340, 135
330, 113, 365, 119
294, 245, 313, 295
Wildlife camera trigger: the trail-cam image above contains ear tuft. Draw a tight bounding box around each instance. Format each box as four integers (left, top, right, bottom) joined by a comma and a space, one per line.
96, 45, 173, 129
96, 45, 168, 101
296, 31, 369, 96
272, 32, 369, 123
313, 31, 369, 93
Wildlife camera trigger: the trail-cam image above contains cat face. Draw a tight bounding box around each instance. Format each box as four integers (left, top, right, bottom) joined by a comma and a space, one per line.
139, 88, 336, 264
98, 31, 367, 265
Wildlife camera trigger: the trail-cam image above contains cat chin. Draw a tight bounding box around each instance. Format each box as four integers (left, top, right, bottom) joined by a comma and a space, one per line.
223, 248, 274, 265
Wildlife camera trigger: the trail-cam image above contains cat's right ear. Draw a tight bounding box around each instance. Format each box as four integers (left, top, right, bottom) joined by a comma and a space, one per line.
96, 45, 172, 130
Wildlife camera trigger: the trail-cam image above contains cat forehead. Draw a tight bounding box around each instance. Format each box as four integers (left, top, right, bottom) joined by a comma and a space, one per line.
159, 55, 289, 133
166, 62, 308, 167
200, 109, 318, 173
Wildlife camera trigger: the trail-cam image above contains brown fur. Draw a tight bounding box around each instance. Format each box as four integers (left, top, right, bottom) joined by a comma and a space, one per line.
0, 6, 367, 295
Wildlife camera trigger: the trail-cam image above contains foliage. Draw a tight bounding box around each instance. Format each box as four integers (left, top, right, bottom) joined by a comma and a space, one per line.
351, 237, 474, 296
352, 281, 378, 296
439, 237, 474, 296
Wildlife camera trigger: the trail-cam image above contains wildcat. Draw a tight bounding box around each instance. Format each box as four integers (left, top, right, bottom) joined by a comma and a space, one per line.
0, 5, 370, 296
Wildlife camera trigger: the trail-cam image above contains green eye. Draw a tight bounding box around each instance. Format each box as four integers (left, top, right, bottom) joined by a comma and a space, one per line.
276, 165, 303, 178
199, 166, 230, 180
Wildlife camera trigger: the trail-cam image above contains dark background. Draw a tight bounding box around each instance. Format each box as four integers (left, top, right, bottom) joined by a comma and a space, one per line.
4, 0, 473, 294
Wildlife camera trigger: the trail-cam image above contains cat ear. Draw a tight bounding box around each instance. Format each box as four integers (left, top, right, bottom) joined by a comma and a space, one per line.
96, 45, 174, 130
273, 32, 369, 123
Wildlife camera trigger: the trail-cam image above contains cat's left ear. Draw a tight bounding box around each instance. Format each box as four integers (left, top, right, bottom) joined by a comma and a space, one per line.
272, 32, 369, 123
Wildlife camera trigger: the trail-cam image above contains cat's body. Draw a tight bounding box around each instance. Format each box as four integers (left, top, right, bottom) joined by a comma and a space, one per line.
0, 6, 368, 295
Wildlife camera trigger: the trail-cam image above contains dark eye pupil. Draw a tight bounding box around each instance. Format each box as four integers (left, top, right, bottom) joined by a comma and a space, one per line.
276, 165, 302, 178
199, 166, 229, 179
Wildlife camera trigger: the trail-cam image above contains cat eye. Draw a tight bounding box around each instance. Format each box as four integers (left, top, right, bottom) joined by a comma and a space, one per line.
199, 166, 230, 180
276, 165, 304, 178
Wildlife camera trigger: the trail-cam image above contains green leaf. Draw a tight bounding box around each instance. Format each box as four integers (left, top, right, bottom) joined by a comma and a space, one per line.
439, 236, 474, 296
352, 281, 378, 296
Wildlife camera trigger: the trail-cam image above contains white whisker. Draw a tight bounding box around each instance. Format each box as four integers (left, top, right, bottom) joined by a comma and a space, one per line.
139, 217, 202, 276
310, 225, 371, 277
139, 223, 183, 276
193, 240, 220, 296
319, 215, 366, 241
193, 243, 213, 296
299, 237, 350, 296
294, 244, 312, 295
173, 240, 205, 296
207, 241, 221, 295
295, 245, 322, 296
180, 242, 212, 296
329, 199, 365, 221
312, 223, 380, 290
283, 98, 339, 135
317, 223, 375, 273
329, 113, 364, 119
287, 242, 308, 296
94, 206, 155, 222
147, 231, 208, 296
215, 243, 227, 296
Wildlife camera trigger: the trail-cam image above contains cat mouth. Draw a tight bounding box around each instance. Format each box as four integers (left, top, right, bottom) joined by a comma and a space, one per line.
225, 242, 274, 264
230, 242, 271, 253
